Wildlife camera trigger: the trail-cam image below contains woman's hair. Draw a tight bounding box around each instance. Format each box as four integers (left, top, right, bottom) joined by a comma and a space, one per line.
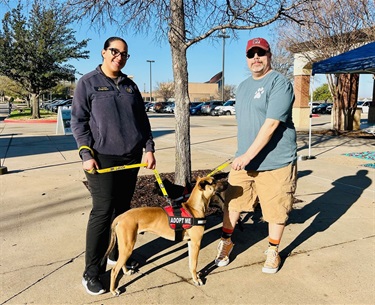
103, 37, 127, 49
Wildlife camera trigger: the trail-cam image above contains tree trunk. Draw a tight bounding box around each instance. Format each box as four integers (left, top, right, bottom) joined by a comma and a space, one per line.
333, 74, 359, 130
31, 93, 40, 119
168, 0, 192, 186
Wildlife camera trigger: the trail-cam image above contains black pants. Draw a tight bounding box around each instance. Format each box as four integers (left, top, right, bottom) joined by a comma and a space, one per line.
83, 153, 142, 277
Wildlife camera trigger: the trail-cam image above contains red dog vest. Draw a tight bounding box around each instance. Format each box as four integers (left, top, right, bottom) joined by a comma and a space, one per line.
163, 205, 206, 242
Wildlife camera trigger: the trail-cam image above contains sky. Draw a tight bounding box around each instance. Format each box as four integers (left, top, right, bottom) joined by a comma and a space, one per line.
0, 2, 373, 99
69, 25, 374, 99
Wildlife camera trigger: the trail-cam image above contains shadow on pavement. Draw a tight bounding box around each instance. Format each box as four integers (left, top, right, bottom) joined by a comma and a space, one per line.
280, 169, 372, 262
0, 130, 175, 159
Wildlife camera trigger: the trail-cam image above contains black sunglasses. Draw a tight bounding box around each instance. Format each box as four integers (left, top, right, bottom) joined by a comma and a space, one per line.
108, 48, 130, 59
246, 49, 268, 59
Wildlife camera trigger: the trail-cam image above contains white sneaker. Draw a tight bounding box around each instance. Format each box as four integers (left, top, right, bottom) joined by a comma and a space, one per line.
214, 238, 234, 267
262, 246, 281, 274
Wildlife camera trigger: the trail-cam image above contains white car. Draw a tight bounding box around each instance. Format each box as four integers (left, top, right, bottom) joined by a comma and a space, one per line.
357, 101, 373, 113
212, 99, 236, 116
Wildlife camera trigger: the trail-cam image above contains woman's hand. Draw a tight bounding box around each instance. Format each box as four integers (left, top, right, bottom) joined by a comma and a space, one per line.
144, 152, 156, 169
82, 158, 99, 172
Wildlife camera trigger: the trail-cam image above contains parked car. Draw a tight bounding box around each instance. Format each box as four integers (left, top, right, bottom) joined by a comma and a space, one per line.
357, 101, 373, 113
164, 103, 175, 113
159, 102, 174, 112
144, 102, 152, 112
148, 102, 156, 112
190, 102, 207, 115
200, 100, 224, 115
212, 99, 236, 116
190, 102, 201, 108
40, 100, 54, 109
308, 102, 321, 108
326, 104, 332, 114
151, 102, 165, 112
52, 99, 72, 112
45, 99, 66, 111
43, 100, 62, 111
312, 103, 332, 114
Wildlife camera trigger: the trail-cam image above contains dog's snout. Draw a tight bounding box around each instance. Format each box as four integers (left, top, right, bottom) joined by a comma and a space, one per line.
215, 180, 228, 192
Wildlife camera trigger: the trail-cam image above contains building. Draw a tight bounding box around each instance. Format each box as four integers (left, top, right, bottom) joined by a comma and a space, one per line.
141, 72, 222, 102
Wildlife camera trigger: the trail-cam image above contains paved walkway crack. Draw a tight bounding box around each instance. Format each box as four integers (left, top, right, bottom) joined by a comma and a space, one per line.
0, 251, 84, 305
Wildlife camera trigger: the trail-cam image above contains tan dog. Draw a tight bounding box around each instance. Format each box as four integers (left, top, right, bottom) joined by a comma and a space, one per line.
105, 176, 227, 296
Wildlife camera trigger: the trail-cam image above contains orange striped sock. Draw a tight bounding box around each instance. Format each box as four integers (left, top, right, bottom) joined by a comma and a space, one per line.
268, 238, 280, 247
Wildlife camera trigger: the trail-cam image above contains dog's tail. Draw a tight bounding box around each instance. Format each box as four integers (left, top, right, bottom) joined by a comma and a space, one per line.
104, 221, 118, 259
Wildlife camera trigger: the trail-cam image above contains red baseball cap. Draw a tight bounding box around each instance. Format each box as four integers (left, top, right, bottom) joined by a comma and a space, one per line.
246, 38, 270, 52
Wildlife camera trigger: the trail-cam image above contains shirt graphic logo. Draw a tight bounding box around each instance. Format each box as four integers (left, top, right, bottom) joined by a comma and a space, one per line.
254, 87, 264, 99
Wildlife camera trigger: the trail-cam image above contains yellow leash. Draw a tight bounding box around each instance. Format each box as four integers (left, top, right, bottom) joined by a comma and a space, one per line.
84, 161, 172, 204
85, 163, 148, 174
206, 158, 232, 177
80, 141, 230, 205
153, 169, 172, 204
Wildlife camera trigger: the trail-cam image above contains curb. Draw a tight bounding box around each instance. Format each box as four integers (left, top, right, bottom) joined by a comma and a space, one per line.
4, 118, 57, 123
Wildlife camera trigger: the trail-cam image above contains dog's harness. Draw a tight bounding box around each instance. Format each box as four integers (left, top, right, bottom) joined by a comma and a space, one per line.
163, 205, 206, 241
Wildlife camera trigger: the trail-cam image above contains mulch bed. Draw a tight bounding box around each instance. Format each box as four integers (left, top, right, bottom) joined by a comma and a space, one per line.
297, 129, 374, 138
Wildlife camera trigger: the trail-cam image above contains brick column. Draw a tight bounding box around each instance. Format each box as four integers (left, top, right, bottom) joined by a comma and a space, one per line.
292, 53, 311, 130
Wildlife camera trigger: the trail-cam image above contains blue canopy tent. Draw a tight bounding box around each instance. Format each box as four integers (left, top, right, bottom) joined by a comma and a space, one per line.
312, 42, 375, 75
303, 42, 375, 158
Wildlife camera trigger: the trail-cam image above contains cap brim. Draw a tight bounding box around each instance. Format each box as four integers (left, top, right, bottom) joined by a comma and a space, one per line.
246, 45, 269, 52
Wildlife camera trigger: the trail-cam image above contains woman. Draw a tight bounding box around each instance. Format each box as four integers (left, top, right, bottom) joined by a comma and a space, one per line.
71, 37, 156, 295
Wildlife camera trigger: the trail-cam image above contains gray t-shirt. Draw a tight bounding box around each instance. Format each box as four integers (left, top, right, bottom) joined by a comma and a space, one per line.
235, 70, 297, 171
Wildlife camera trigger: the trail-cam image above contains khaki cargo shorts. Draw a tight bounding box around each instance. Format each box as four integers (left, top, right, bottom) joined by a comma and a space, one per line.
225, 162, 297, 224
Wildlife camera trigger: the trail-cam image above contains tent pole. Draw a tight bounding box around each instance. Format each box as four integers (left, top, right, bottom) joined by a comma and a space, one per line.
307, 75, 316, 159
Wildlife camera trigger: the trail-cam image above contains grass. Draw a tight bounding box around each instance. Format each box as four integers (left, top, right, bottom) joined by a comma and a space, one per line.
8, 108, 57, 120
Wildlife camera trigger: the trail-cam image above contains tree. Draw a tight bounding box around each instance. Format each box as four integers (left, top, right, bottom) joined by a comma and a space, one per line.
270, 39, 294, 82
217, 84, 236, 101
0, 76, 30, 103
67, 0, 316, 185
0, 0, 89, 118
156, 82, 175, 102
313, 83, 332, 102
277, 0, 375, 130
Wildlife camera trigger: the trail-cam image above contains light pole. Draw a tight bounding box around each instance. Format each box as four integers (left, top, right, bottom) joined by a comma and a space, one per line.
218, 29, 230, 102
147, 60, 155, 102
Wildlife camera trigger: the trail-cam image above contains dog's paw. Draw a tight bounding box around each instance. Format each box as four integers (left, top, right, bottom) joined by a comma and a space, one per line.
121, 265, 136, 276
192, 278, 204, 286
111, 289, 120, 296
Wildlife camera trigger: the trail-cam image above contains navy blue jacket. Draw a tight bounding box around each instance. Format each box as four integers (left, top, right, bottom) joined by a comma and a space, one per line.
71, 66, 155, 161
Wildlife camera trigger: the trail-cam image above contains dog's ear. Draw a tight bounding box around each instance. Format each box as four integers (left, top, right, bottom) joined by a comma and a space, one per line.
197, 177, 214, 190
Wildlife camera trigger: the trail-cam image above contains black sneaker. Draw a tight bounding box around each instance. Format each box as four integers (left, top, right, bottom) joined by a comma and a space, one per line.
82, 274, 105, 295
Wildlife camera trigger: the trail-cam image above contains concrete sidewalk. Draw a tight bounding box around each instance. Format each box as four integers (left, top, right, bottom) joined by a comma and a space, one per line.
0, 113, 374, 305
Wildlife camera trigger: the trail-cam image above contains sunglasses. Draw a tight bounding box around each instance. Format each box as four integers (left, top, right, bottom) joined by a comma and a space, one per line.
108, 48, 130, 59
246, 49, 268, 59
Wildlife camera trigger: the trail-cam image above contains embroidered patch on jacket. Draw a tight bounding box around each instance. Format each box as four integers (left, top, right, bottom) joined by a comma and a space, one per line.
125, 86, 134, 94
94, 86, 114, 91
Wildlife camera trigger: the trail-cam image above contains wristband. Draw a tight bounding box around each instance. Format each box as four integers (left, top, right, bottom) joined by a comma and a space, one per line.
78, 145, 94, 157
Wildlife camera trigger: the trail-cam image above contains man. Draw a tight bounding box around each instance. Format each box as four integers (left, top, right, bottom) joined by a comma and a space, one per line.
214, 37, 297, 274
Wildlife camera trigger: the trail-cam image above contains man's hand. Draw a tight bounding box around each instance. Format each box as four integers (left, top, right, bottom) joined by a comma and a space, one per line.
232, 155, 251, 171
